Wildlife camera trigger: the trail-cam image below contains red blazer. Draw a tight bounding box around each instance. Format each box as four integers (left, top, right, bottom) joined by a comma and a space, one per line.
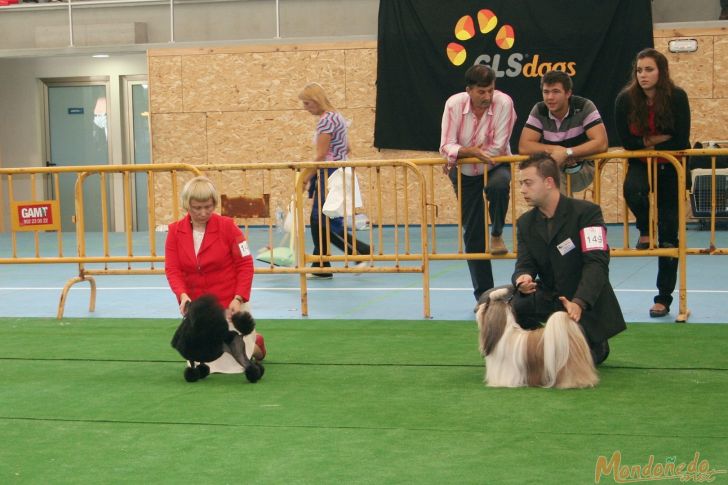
165, 213, 254, 307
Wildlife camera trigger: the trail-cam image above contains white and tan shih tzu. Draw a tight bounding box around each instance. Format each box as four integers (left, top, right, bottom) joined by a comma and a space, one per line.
475, 285, 598, 389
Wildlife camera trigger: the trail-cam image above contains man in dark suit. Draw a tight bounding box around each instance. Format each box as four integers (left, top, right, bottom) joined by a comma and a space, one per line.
511, 153, 626, 364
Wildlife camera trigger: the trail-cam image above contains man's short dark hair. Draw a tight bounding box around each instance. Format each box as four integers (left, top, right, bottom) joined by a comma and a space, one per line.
518, 152, 561, 188
465, 64, 495, 87
540, 70, 573, 92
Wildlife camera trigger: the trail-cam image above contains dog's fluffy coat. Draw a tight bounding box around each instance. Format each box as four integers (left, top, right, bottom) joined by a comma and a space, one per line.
475, 286, 598, 389
171, 294, 264, 383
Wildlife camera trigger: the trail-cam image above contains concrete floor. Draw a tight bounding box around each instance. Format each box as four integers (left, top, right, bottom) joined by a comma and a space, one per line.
1, 224, 727, 323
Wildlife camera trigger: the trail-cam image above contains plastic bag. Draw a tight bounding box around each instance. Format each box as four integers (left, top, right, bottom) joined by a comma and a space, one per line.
322, 167, 363, 218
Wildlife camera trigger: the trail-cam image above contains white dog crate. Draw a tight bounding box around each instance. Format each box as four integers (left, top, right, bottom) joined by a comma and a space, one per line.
690, 168, 728, 226
688, 140, 728, 228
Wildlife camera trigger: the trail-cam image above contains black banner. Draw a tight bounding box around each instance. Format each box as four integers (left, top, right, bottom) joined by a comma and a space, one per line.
375, 0, 654, 151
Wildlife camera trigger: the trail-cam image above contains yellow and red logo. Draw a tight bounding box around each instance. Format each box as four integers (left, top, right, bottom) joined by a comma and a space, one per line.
446, 7, 575, 78
448, 9, 513, 66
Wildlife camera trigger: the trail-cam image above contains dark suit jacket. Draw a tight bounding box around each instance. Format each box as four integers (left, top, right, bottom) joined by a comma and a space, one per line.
512, 196, 626, 343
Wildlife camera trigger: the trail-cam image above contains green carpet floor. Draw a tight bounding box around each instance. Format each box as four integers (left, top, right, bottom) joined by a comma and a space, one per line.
1, 318, 726, 484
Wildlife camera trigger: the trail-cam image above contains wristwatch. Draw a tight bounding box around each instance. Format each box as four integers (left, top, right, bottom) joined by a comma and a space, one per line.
234, 296, 245, 303
565, 147, 574, 158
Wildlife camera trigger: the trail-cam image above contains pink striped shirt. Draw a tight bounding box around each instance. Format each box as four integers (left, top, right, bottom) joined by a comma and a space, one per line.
439, 90, 517, 176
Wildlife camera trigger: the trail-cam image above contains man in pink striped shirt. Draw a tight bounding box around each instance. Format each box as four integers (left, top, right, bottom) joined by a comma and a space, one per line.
440, 64, 517, 301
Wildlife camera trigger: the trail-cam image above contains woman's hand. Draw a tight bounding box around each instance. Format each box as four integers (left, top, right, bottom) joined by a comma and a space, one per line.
229, 295, 243, 315
179, 293, 191, 315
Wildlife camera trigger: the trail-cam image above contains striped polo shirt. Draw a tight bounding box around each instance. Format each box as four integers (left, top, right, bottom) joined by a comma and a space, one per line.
524, 95, 603, 148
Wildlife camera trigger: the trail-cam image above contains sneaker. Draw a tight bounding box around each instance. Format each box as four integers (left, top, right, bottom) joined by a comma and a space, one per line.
490, 235, 508, 255
353, 261, 371, 275
255, 333, 266, 360
306, 272, 333, 279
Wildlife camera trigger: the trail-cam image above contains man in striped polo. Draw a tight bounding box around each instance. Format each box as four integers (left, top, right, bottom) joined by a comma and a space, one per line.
518, 70, 608, 193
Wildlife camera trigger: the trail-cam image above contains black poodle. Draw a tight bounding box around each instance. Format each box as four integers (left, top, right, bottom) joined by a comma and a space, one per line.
171, 294, 264, 383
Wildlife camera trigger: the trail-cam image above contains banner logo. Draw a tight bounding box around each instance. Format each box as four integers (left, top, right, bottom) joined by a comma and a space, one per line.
446, 7, 575, 78
447, 9, 513, 66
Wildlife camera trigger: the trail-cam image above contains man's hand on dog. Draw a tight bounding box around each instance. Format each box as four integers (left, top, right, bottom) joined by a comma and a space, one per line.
559, 296, 583, 322
515, 274, 537, 294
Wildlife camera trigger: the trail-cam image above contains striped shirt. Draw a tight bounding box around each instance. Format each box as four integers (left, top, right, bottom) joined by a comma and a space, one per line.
524, 96, 602, 148
316, 111, 349, 161
440, 90, 517, 176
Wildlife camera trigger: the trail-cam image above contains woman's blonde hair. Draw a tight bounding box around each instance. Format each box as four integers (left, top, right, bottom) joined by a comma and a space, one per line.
181, 176, 219, 210
298, 82, 336, 112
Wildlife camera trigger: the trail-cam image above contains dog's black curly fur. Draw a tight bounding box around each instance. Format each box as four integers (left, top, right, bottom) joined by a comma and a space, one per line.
170, 294, 263, 383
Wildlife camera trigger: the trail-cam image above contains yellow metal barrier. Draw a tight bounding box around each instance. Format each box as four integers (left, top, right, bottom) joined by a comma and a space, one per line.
0, 163, 203, 318
409, 151, 691, 322
678, 148, 728, 255
196, 161, 431, 318
2, 149, 727, 322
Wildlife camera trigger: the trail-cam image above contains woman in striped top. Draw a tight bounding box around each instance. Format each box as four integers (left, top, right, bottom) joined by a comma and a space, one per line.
298, 83, 371, 279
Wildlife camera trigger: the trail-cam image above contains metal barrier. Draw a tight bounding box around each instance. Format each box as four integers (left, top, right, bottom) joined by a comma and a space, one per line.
2, 149, 727, 322
409, 151, 691, 322
0, 163, 203, 317
0, 160, 431, 318
679, 148, 728, 255
196, 160, 430, 318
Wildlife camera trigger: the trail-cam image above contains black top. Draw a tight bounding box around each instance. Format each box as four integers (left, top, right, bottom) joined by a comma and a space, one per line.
613, 86, 691, 152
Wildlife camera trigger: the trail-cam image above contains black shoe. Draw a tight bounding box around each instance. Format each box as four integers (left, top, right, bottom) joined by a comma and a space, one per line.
635, 238, 649, 250
590, 340, 610, 366
649, 303, 669, 318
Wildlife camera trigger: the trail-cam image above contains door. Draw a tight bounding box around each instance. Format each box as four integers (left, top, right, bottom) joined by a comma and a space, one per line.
123, 76, 151, 231
44, 79, 111, 232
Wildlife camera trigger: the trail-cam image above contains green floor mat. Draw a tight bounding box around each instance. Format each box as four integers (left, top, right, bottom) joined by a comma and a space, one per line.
1, 318, 726, 484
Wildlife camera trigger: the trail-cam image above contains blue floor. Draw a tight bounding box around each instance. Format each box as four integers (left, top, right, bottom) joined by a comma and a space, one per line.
1, 224, 727, 323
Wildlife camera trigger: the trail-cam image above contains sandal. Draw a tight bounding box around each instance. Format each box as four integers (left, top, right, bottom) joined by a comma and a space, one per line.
649, 303, 669, 318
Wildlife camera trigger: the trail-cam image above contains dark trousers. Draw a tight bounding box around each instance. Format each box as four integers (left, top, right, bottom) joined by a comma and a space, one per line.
309, 215, 371, 267
309, 176, 370, 268
623, 161, 679, 308
511, 288, 609, 365
448, 164, 511, 299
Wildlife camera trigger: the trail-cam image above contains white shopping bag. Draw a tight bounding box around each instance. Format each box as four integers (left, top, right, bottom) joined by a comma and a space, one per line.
322, 167, 363, 218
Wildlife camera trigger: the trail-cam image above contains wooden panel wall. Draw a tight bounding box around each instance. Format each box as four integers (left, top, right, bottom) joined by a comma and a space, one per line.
148, 28, 728, 225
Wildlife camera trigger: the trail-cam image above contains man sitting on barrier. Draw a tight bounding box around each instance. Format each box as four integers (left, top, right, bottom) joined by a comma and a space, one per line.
439, 64, 517, 301
511, 153, 626, 365
518, 70, 608, 194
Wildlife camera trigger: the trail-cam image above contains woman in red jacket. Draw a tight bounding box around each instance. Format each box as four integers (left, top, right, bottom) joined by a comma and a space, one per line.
165, 176, 265, 366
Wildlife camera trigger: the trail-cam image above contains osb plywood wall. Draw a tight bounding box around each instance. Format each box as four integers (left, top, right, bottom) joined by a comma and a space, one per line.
654, 27, 728, 144
148, 28, 728, 226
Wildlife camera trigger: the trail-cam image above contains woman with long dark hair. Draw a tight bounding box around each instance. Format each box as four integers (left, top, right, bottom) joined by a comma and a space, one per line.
614, 48, 691, 318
